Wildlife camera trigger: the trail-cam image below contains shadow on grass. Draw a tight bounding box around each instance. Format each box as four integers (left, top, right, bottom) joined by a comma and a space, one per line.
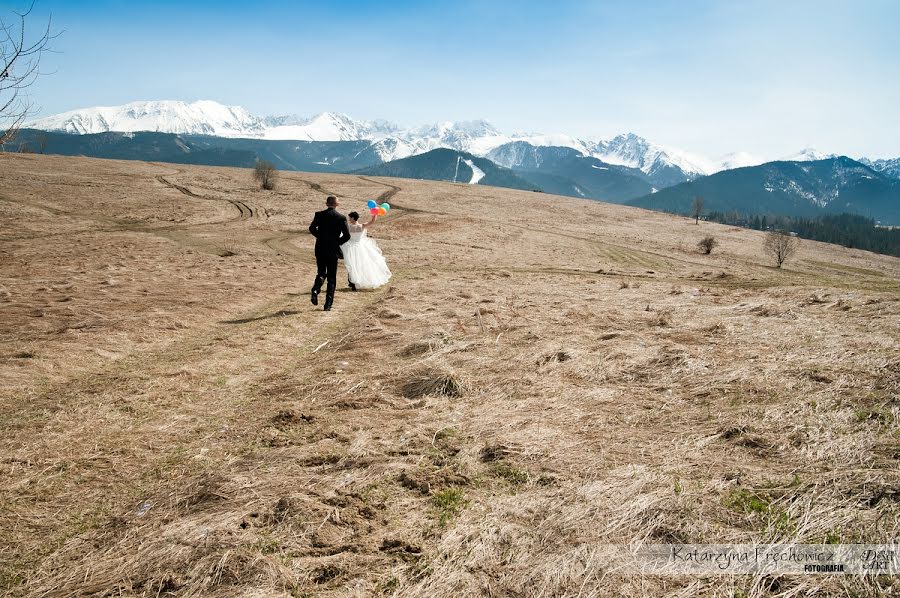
286, 287, 355, 297
220, 310, 302, 325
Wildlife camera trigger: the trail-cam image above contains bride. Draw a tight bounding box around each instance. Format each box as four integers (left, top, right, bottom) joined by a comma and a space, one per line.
344, 211, 391, 289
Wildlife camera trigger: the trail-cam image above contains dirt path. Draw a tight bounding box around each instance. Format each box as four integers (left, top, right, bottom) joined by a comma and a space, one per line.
357, 176, 401, 204
155, 172, 261, 222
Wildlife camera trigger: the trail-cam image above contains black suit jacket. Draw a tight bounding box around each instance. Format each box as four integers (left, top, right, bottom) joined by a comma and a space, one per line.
309, 207, 351, 258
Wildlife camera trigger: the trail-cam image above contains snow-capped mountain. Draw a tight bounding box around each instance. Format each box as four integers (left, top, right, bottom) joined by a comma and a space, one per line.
27, 100, 266, 137
263, 112, 400, 142
24, 100, 713, 184
860, 157, 900, 180
369, 120, 511, 162
29, 100, 890, 188
588, 134, 707, 177
781, 148, 839, 162
711, 151, 766, 171
486, 142, 654, 202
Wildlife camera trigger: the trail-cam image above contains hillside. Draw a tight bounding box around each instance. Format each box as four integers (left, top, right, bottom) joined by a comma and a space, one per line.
1, 154, 899, 597
355, 148, 537, 191
629, 157, 900, 225
11, 129, 384, 173
488, 142, 654, 202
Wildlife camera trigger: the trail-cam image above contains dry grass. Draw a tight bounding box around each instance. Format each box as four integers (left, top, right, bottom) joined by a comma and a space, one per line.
401, 368, 465, 399
1, 153, 899, 596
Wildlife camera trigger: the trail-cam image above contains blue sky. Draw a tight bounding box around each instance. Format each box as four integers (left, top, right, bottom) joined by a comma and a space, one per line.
18, 0, 900, 159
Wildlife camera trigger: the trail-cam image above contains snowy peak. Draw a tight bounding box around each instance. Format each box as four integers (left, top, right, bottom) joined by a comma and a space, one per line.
782, 148, 839, 162
860, 157, 900, 180
23, 101, 720, 182
712, 151, 765, 171
588, 133, 710, 177
34, 100, 876, 186
589, 133, 652, 169
264, 112, 378, 142
27, 100, 265, 137
410, 119, 500, 139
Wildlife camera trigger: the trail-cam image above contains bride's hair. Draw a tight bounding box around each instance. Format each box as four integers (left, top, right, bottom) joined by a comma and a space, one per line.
348, 211, 359, 221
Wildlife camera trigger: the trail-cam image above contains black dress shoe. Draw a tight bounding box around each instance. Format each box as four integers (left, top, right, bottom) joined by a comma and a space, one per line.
311, 290, 318, 305
323, 304, 332, 311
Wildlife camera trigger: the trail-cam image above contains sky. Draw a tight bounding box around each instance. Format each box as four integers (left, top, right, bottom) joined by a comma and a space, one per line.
14, 0, 900, 160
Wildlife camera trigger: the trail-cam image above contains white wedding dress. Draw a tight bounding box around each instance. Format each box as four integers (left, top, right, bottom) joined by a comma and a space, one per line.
344, 224, 391, 289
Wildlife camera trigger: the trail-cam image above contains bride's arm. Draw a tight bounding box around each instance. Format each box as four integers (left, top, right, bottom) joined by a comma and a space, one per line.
362, 214, 377, 229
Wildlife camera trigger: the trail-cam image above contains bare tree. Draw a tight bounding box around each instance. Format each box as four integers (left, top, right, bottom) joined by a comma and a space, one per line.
1, 2, 57, 147
253, 159, 277, 190
697, 236, 717, 254
690, 196, 704, 224
764, 230, 800, 268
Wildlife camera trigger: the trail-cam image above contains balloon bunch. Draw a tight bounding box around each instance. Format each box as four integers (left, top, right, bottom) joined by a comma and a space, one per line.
367, 199, 390, 216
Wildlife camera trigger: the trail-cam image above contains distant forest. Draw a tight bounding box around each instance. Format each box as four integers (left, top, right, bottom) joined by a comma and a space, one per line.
706, 211, 900, 258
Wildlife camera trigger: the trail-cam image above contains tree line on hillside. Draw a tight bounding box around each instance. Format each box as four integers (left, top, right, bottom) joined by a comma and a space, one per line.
706, 210, 900, 258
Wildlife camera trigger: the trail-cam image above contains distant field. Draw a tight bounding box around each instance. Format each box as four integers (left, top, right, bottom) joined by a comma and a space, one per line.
1, 154, 898, 597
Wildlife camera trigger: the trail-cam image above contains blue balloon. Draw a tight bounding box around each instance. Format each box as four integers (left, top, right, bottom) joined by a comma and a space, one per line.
367, 199, 377, 209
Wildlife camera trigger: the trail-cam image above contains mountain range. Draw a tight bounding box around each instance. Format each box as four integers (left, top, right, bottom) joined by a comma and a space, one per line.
486, 143, 654, 202
24, 100, 759, 185
18, 99, 900, 224
629, 157, 900, 225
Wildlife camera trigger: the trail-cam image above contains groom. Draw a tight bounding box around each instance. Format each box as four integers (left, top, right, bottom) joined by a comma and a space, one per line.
309, 195, 351, 311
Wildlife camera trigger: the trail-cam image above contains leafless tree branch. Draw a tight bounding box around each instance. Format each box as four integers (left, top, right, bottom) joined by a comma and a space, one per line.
1, 1, 60, 147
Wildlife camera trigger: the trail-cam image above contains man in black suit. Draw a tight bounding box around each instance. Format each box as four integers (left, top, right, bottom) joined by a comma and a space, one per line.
309, 195, 351, 311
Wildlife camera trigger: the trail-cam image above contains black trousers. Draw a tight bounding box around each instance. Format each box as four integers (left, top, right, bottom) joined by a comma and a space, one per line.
312, 252, 338, 306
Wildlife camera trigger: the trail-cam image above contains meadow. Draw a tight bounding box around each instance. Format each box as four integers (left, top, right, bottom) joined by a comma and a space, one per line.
1, 153, 898, 596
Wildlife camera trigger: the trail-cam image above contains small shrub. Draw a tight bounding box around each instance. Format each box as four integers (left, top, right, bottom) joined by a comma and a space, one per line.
763, 230, 800, 268
697, 236, 718, 254
253, 159, 277, 190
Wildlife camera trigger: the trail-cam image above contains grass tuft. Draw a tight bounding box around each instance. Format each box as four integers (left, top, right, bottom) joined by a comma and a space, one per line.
401, 369, 464, 399
432, 487, 467, 524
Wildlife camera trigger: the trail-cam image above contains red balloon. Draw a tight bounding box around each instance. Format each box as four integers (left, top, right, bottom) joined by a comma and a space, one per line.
370, 207, 379, 215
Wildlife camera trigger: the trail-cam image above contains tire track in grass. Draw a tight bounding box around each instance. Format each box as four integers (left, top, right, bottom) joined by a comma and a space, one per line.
154, 174, 258, 221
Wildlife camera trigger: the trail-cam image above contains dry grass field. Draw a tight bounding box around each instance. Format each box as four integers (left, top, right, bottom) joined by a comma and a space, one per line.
1, 153, 899, 597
